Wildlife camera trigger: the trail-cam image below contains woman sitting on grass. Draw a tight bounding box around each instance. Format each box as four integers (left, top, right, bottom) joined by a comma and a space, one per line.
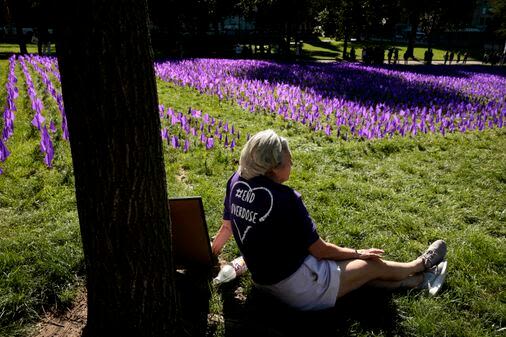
212, 129, 448, 311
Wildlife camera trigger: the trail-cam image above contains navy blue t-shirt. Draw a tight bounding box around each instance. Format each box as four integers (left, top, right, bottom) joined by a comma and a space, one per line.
223, 171, 319, 285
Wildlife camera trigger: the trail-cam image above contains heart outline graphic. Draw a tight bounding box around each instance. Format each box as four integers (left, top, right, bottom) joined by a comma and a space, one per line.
231, 180, 274, 222
230, 181, 274, 243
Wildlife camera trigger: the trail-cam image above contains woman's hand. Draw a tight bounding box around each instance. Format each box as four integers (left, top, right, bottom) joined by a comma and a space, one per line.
211, 220, 233, 257
357, 248, 384, 260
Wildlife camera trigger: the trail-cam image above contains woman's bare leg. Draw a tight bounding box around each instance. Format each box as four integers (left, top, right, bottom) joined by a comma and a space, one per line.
366, 274, 423, 289
337, 258, 424, 298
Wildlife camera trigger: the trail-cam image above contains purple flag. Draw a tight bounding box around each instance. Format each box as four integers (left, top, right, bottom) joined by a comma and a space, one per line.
41, 126, 54, 167
62, 115, 69, 140
171, 135, 179, 148
192, 109, 201, 118
325, 125, 331, 136
32, 98, 44, 114
0, 139, 10, 162
161, 128, 168, 140
31, 112, 45, 130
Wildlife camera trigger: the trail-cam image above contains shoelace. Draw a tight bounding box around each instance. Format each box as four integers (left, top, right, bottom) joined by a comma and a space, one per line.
423, 249, 438, 267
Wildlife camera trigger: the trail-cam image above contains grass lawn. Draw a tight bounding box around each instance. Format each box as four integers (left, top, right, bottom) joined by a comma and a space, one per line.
0, 54, 505, 336
302, 37, 477, 61
0, 44, 55, 55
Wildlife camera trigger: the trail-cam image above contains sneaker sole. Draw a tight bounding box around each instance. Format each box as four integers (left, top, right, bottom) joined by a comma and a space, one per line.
428, 260, 448, 296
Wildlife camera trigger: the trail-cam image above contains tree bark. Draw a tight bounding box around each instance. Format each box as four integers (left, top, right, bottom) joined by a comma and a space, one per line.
406, 11, 419, 59
55, 0, 179, 336
342, 24, 349, 60
37, 27, 48, 55
283, 22, 291, 57
5, 0, 28, 54
15, 24, 28, 54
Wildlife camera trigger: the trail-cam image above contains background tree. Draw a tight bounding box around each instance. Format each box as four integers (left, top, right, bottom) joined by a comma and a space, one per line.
314, 0, 365, 59
149, 0, 237, 56
401, 0, 475, 58
489, 0, 506, 39
238, 0, 311, 57
355, 0, 394, 41
55, 0, 179, 335
3, 0, 33, 54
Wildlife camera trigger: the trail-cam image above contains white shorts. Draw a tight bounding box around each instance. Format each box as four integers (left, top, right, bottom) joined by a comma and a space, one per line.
255, 254, 341, 311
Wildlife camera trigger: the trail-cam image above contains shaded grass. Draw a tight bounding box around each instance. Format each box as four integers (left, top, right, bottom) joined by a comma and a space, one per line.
0, 57, 505, 337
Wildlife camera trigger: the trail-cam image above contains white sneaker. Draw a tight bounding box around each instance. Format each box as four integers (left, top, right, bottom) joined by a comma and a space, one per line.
428, 260, 448, 295
417, 260, 448, 295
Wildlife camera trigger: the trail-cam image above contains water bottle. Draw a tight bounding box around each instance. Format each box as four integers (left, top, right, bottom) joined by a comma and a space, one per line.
213, 256, 247, 285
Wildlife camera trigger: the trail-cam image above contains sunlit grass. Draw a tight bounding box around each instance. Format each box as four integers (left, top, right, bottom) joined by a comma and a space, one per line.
303, 37, 478, 61
0, 43, 55, 55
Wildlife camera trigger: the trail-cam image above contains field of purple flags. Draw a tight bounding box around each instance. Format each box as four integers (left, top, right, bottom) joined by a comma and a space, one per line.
160, 105, 242, 152
155, 59, 505, 140
1, 55, 504, 175
0, 55, 242, 174
0, 56, 18, 174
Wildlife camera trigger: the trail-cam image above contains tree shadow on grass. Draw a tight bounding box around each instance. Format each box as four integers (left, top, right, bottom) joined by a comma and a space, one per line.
239, 61, 506, 114
220, 281, 402, 337
304, 36, 341, 53
385, 64, 506, 78
303, 50, 339, 60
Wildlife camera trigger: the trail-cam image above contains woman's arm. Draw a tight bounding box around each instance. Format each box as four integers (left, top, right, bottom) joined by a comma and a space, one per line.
308, 238, 384, 261
211, 219, 233, 256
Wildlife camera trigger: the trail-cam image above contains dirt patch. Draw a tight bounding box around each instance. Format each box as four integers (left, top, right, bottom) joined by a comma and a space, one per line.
176, 167, 188, 182
31, 290, 87, 337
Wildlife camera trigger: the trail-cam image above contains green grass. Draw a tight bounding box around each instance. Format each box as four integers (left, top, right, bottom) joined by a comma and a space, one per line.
0, 43, 54, 55
1, 54, 505, 336
302, 37, 477, 62
0, 59, 82, 337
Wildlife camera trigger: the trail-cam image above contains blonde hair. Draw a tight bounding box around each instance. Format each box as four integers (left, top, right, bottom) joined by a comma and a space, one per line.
238, 129, 291, 180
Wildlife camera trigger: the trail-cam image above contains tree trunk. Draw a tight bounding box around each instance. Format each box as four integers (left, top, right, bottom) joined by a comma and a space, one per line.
15, 24, 27, 54
284, 22, 291, 56
55, 1, 179, 336
37, 27, 47, 55
406, 12, 419, 59
6, 0, 28, 54
342, 24, 349, 60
